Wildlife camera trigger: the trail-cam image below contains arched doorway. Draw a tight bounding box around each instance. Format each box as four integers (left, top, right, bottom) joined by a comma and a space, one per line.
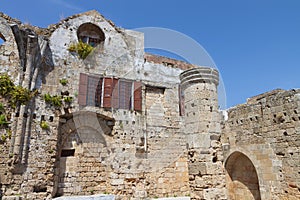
55, 111, 114, 196
225, 151, 261, 200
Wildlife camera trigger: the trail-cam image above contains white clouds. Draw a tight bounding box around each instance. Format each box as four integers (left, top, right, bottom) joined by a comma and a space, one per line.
50, 0, 83, 11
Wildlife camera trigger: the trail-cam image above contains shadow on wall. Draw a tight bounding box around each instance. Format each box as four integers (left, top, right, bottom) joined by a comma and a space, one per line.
0, 183, 2, 199
225, 151, 261, 200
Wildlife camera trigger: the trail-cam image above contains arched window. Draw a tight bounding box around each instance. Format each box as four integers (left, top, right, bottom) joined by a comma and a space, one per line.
0, 32, 6, 45
77, 23, 105, 47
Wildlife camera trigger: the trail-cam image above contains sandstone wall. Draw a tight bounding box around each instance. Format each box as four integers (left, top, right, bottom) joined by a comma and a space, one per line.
0, 11, 192, 199
223, 89, 300, 200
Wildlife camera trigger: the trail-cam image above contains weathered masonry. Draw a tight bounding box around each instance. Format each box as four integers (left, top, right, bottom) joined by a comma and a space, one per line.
0, 10, 299, 200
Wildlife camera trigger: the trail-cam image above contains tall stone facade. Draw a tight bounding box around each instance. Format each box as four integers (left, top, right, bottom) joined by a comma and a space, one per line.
0, 10, 299, 200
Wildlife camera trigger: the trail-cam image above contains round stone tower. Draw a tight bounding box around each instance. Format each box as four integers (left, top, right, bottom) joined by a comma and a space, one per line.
180, 67, 220, 147
180, 67, 226, 199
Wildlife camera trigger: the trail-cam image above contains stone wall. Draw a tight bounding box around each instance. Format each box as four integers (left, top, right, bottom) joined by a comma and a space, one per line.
223, 89, 300, 200
0, 10, 193, 199
0, 9, 299, 200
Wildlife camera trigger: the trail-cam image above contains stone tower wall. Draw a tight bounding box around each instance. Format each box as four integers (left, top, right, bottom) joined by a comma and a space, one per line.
180, 68, 227, 199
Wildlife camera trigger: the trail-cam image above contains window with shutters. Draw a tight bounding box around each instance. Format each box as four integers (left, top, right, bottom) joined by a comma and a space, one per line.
133, 82, 142, 111
119, 80, 132, 110
78, 73, 142, 111
86, 76, 102, 106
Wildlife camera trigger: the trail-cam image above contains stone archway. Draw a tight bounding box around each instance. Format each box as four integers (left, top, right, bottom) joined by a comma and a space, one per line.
225, 151, 261, 200
55, 111, 114, 196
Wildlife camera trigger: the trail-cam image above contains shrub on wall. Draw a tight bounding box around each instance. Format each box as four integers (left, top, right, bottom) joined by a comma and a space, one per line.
0, 73, 36, 107
68, 41, 94, 59
43, 93, 62, 107
59, 79, 68, 86
40, 121, 49, 130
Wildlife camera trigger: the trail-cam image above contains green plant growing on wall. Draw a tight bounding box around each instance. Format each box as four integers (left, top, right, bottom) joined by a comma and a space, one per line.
10, 85, 32, 106
43, 93, 52, 103
0, 73, 14, 96
6, 129, 12, 139
0, 134, 7, 142
68, 41, 94, 59
63, 96, 73, 103
40, 121, 49, 130
0, 103, 4, 114
59, 79, 68, 86
0, 114, 8, 127
43, 94, 62, 107
51, 95, 62, 107
0, 73, 36, 107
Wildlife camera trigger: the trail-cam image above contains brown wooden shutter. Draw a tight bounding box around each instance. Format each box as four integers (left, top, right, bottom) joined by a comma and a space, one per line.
78, 73, 88, 106
103, 78, 113, 108
134, 81, 142, 111
111, 78, 119, 109
179, 84, 185, 116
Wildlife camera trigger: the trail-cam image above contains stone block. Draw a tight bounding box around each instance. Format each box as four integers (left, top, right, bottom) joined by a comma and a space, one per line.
110, 179, 124, 186
188, 162, 207, 175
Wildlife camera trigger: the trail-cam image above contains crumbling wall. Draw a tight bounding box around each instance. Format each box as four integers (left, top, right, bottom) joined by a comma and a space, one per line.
223, 89, 300, 200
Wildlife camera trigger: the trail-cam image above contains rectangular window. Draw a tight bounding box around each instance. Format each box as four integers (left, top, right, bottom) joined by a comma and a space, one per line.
87, 76, 102, 106
79, 73, 143, 111
119, 80, 132, 109
61, 149, 75, 157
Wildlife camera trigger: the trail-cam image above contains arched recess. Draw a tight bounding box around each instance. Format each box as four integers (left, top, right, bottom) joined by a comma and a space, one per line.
225, 151, 261, 200
77, 23, 105, 47
55, 111, 114, 196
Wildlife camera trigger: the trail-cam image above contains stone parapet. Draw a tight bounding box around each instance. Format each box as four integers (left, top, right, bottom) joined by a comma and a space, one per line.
180, 67, 219, 88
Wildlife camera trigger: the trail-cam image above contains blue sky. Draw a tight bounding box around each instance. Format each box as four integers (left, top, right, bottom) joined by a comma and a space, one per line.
1, 0, 300, 108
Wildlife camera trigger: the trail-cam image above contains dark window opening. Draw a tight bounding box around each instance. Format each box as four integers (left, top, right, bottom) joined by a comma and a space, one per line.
61, 149, 75, 157
77, 23, 105, 47
33, 185, 47, 193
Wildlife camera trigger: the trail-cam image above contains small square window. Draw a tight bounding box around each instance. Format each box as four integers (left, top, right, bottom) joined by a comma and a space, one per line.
61, 149, 75, 157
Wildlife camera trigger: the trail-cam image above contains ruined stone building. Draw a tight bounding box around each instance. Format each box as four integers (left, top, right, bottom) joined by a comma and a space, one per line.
0, 10, 299, 200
